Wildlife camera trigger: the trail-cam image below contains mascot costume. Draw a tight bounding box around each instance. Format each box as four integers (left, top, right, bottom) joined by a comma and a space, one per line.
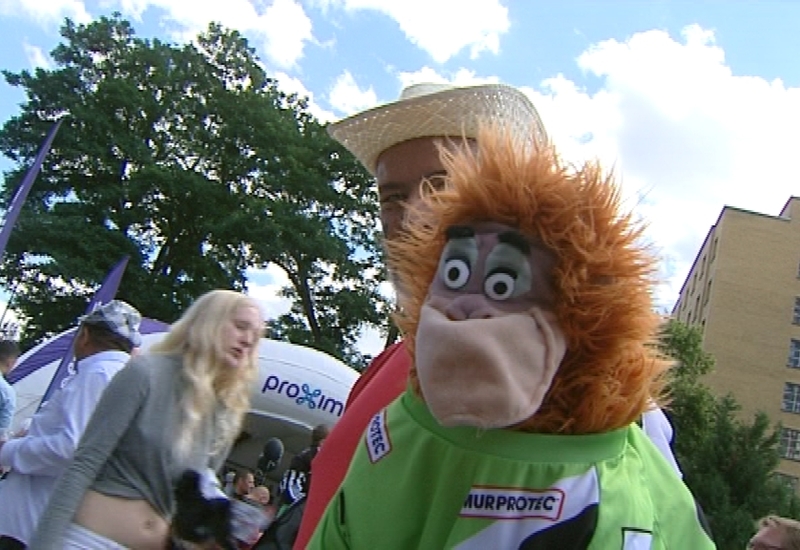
308, 125, 715, 549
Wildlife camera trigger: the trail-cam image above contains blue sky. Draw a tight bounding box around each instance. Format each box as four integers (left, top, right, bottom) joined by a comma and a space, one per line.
1, 0, 800, 354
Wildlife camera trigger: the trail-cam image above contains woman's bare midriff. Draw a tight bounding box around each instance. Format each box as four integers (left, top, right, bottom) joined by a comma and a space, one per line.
74, 489, 170, 550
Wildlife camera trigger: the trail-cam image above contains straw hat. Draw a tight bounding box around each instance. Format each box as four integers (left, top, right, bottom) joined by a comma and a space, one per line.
327, 82, 547, 175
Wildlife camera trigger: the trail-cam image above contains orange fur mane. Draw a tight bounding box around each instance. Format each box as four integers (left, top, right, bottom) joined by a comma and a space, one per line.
388, 125, 669, 434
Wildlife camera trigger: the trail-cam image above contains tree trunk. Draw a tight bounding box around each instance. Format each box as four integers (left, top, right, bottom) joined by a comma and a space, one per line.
384, 322, 399, 349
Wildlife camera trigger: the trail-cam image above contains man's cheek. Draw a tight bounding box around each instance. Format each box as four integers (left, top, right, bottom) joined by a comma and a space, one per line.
380, 211, 401, 238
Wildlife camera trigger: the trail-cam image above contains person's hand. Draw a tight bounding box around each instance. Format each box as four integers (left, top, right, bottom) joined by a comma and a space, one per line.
14, 418, 31, 438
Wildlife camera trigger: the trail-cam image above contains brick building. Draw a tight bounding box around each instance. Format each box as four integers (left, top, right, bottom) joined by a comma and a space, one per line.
672, 196, 800, 488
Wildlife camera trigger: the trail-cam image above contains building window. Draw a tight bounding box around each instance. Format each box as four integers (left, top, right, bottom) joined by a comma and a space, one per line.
784, 383, 800, 413
789, 340, 800, 368
780, 427, 800, 461
704, 280, 712, 306
774, 472, 800, 491
794, 298, 800, 324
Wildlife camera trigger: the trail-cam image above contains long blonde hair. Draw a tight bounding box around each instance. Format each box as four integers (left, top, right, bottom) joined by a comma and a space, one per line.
150, 290, 263, 457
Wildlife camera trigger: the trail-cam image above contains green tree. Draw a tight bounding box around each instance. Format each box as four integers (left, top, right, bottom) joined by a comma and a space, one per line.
0, 14, 387, 362
258, 114, 390, 368
661, 319, 800, 549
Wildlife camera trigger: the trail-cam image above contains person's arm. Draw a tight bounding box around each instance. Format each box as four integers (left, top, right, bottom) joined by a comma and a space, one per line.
29, 359, 150, 549
280, 454, 309, 503
640, 405, 682, 478
0, 381, 15, 438
0, 370, 118, 475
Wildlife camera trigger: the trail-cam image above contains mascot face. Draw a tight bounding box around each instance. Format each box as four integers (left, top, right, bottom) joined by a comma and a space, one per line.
390, 125, 668, 435
415, 222, 567, 429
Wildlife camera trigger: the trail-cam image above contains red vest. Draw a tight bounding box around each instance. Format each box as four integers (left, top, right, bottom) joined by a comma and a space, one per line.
294, 342, 410, 548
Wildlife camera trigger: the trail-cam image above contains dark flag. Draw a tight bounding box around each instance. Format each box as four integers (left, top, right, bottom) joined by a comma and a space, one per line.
0, 118, 64, 260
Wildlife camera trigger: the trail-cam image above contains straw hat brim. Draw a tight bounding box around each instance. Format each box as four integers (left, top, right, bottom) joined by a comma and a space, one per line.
327, 84, 546, 175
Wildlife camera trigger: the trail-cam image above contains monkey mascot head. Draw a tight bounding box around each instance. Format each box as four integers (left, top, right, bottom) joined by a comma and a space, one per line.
389, 125, 669, 435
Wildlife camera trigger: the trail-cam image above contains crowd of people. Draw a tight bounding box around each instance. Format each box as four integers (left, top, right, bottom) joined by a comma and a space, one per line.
0, 80, 795, 548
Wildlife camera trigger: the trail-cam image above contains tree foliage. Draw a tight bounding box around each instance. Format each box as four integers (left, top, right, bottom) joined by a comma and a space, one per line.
0, 14, 387, 365
661, 319, 800, 549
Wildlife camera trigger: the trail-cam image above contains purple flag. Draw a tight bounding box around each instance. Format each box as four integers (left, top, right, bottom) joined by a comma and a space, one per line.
0, 119, 64, 260
38, 255, 130, 407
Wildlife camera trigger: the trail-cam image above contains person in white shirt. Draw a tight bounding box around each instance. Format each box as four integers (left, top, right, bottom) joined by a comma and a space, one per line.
0, 300, 141, 549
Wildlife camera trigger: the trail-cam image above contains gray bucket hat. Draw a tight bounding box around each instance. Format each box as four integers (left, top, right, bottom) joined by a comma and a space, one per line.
79, 300, 143, 347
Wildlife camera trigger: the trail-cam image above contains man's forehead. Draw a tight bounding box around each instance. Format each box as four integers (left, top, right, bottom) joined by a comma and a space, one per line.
375, 136, 474, 181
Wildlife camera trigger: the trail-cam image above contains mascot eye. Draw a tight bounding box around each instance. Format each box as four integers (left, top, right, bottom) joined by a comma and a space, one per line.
484, 271, 516, 301
442, 258, 471, 290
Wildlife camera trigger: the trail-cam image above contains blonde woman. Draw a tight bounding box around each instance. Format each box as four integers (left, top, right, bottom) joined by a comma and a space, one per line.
32, 289, 264, 549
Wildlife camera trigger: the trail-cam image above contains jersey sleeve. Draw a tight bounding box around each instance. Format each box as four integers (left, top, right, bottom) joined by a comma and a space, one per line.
29, 359, 150, 549
630, 426, 715, 549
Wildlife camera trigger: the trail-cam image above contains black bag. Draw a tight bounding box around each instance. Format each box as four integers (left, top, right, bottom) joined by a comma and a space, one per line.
170, 470, 236, 550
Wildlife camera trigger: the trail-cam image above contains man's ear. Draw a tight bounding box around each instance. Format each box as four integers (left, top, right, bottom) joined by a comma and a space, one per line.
75, 326, 89, 350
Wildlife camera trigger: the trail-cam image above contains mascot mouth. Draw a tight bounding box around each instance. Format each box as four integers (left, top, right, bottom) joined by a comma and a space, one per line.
414, 303, 566, 429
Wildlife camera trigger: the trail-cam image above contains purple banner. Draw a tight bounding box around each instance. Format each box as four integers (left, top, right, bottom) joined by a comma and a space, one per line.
38, 255, 130, 406
0, 119, 64, 260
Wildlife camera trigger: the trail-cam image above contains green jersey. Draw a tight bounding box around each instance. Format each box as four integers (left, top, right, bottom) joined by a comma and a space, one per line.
309, 389, 714, 549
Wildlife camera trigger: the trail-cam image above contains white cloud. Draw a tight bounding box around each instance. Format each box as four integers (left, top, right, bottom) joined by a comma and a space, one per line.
274, 71, 337, 122
105, 0, 148, 19
328, 70, 377, 115
397, 66, 499, 89
260, 0, 314, 68
246, 264, 293, 321
107, 0, 314, 68
0, 0, 91, 25
246, 265, 391, 360
22, 41, 52, 70
355, 325, 385, 358
328, 0, 509, 63
354, 280, 395, 358
521, 25, 800, 308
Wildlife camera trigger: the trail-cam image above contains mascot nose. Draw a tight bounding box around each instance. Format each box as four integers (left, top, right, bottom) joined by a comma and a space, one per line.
444, 295, 494, 321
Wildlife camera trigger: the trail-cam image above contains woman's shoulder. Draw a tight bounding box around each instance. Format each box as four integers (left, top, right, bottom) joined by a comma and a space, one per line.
122, 353, 183, 383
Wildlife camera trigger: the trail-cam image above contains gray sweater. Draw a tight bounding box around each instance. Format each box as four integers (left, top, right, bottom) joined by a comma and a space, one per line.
31, 353, 231, 549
